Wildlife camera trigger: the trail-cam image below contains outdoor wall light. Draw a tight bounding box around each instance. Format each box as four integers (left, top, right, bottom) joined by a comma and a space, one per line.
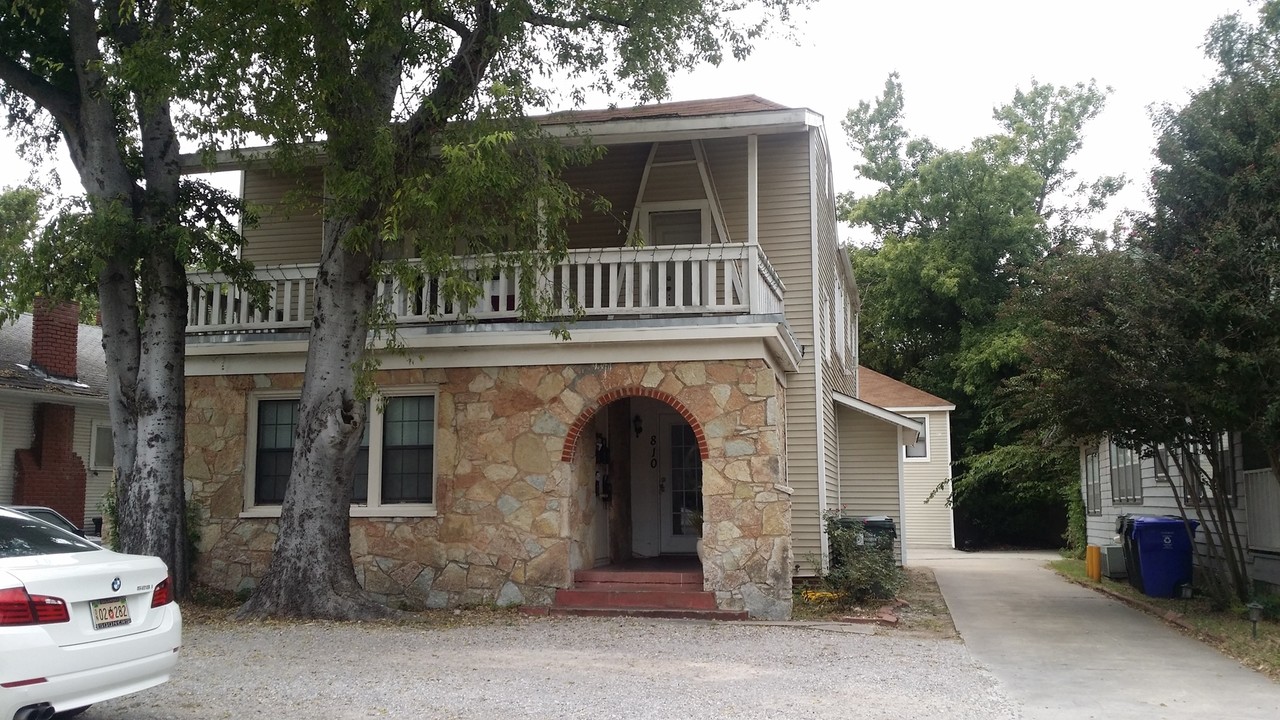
633, 414, 643, 437
1247, 601, 1264, 639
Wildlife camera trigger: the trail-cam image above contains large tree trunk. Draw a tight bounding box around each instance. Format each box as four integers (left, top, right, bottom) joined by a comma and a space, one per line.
238, 220, 394, 619
61, 0, 191, 594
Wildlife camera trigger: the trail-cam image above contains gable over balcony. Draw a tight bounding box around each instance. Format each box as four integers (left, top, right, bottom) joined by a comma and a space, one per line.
181, 96, 820, 373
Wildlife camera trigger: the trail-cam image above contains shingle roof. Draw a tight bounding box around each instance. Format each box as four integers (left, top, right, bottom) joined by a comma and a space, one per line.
857, 366, 954, 410
0, 313, 109, 401
539, 95, 790, 125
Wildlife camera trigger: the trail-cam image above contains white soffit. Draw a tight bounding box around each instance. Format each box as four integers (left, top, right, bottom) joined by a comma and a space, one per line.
833, 391, 925, 443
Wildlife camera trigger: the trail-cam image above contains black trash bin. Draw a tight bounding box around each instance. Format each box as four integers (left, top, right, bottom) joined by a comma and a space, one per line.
858, 516, 898, 550
1116, 515, 1144, 592
830, 515, 897, 568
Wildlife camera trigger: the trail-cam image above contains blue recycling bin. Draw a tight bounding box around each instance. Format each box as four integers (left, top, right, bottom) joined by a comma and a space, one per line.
1128, 516, 1198, 598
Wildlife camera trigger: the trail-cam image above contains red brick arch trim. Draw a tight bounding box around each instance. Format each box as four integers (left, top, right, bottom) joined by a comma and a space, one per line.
561, 386, 709, 463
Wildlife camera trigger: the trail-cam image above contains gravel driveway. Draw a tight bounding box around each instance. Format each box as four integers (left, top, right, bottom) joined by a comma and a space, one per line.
86, 615, 1020, 719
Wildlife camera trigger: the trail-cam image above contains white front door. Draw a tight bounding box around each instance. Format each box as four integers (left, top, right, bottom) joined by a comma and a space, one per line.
659, 414, 703, 554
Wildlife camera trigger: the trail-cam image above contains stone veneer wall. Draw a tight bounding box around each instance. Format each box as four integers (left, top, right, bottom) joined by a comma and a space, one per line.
186, 359, 791, 618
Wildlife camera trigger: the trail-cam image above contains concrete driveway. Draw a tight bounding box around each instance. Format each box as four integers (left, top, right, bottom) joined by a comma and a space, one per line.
916, 550, 1280, 720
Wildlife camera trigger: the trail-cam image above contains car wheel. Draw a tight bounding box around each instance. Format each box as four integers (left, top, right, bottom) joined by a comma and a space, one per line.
54, 707, 90, 719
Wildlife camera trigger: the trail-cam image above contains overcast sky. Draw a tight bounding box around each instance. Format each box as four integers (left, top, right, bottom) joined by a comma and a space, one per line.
0, 0, 1258, 234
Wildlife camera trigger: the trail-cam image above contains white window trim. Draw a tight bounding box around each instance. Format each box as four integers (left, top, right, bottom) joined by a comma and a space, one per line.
242, 387, 439, 519
89, 420, 114, 471
636, 200, 718, 245
1083, 448, 1102, 516
1109, 441, 1143, 504
904, 414, 929, 462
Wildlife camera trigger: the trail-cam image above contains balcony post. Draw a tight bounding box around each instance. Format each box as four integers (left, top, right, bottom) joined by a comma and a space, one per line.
747, 134, 760, 312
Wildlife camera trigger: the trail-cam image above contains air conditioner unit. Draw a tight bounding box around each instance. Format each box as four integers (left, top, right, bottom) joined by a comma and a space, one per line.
1101, 545, 1127, 580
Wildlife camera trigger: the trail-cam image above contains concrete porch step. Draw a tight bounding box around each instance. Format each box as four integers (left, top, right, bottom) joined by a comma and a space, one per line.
554, 587, 719, 610
570, 581, 704, 593
572, 568, 703, 586
523, 605, 748, 621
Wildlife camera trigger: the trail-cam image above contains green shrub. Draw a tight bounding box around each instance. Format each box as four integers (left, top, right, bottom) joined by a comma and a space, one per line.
821, 513, 903, 605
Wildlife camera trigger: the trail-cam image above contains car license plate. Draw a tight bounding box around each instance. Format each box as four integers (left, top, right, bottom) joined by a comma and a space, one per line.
89, 597, 131, 630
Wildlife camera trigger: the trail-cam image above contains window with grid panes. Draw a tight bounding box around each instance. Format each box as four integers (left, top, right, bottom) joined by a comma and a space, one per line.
1109, 441, 1143, 504
250, 393, 435, 512
1084, 449, 1101, 515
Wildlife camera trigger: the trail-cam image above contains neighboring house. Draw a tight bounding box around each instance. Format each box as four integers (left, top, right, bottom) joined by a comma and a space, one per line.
180, 96, 923, 619
0, 300, 113, 533
856, 366, 956, 555
1080, 435, 1280, 593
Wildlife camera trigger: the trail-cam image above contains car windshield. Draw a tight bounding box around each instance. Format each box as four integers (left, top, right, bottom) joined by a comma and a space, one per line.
20, 508, 78, 533
0, 515, 99, 558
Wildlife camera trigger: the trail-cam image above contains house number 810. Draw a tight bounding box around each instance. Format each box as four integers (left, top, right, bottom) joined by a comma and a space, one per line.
649, 435, 658, 468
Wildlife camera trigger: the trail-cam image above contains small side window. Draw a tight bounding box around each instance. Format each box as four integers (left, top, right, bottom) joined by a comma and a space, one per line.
90, 421, 114, 470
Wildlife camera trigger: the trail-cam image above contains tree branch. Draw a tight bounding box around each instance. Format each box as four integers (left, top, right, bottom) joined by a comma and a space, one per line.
397, 0, 501, 149
0, 55, 77, 127
422, 1, 469, 37
525, 11, 632, 30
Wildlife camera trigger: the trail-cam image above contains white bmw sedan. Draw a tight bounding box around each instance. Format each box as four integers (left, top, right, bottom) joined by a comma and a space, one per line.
0, 507, 181, 720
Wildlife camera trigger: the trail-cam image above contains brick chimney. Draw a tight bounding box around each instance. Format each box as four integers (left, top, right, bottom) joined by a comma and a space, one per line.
31, 297, 80, 379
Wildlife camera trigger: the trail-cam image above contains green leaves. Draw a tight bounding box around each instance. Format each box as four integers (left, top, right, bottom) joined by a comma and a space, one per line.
842, 75, 1122, 548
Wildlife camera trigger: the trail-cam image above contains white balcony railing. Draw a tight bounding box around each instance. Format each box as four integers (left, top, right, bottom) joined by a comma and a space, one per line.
186, 243, 786, 334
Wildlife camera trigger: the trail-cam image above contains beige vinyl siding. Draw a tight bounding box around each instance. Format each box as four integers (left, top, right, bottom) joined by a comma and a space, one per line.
722, 131, 819, 569
837, 406, 903, 563
901, 410, 954, 549
563, 143, 650, 249
813, 130, 847, 545
76, 404, 113, 529
700, 137, 746, 243
643, 163, 708, 204
0, 396, 34, 504
242, 168, 324, 264
653, 141, 695, 164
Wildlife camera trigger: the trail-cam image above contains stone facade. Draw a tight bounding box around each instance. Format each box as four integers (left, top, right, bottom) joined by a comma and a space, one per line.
186, 358, 791, 618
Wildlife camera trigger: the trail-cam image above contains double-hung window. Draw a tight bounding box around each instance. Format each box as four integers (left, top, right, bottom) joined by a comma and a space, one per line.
904, 416, 929, 461
1109, 442, 1143, 504
247, 390, 437, 516
1083, 449, 1101, 515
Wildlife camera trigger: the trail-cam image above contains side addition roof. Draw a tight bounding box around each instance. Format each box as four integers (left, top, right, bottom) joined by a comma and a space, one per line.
857, 366, 955, 412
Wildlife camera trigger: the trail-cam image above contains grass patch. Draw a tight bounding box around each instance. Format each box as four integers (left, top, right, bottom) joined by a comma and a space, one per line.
1050, 559, 1280, 679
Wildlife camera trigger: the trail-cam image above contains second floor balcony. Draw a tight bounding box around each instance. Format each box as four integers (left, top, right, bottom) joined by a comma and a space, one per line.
186, 242, 788, 339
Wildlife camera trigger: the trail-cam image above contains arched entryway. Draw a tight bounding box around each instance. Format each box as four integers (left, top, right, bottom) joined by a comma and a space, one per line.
563, 387, 708, 563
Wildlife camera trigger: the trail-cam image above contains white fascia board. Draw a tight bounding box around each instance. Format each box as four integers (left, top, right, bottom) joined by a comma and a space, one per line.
545, 109, 820, 145
180, 110, 822, 173
186, 322, 800, 376
884, 404, 957, 413
833, 391, 925, 440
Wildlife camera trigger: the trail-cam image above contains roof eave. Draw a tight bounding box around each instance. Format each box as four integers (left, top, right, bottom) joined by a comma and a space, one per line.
180, 108, 822, 173
833, 391, 926, 441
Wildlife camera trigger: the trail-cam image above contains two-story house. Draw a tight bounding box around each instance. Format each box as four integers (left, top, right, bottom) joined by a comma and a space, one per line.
181, 96, 923, 620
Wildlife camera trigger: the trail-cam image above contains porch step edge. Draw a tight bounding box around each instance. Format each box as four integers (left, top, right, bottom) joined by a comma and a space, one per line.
541, 606, 748, 621
554, 588, 719, 610
573, 570, 704, 585
571, 581, 705, 593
